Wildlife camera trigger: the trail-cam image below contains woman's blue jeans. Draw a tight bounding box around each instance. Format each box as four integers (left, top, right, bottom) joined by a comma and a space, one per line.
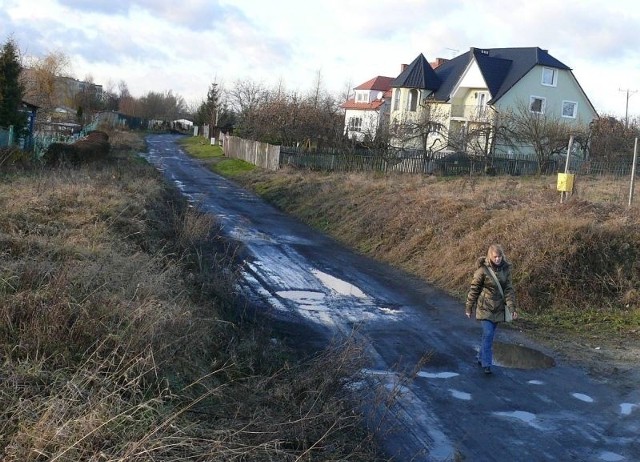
480, 320, 497, 367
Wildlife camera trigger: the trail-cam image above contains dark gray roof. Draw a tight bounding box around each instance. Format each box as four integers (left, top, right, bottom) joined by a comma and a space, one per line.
396, 47, 573, 104
391, 53, 441, 91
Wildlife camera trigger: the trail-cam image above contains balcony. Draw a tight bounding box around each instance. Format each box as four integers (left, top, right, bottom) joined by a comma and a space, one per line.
450, 104, 493, 122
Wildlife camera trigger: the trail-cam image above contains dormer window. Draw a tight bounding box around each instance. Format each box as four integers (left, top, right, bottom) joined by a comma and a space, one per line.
542, 67, 558, 87
356, 92, 369, 103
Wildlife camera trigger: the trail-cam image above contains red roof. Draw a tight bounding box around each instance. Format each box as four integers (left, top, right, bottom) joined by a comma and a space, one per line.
340, 76, 393, 109
355, 76, 395, 91
341, 99, 387, 110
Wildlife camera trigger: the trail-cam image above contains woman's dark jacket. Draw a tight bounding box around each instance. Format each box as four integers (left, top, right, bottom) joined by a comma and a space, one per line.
465, 256, 516, 322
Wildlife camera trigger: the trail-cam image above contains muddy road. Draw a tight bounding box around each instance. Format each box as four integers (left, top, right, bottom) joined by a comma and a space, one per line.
142, 134, 639, 461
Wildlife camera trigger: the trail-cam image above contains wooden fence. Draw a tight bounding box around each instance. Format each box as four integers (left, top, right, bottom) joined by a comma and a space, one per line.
222, 134, 280, 170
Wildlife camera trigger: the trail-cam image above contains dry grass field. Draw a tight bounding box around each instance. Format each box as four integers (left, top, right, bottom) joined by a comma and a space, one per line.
0, 131, 384, 461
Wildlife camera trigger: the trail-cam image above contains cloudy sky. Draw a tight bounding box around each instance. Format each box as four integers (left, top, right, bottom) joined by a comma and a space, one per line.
1, 0, 639, 117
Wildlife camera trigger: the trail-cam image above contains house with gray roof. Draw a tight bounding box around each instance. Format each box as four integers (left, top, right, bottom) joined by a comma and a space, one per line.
389, 47, 598, 157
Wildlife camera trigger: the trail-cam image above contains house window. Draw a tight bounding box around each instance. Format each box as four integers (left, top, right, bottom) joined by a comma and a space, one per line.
542, 67, 558, 87
393, 89, 400, 111
356, 92, 368, 103
530, 96, 546, 114
348, 117, 362, 131
408, 89, 419, 112
562, 101, 577, 118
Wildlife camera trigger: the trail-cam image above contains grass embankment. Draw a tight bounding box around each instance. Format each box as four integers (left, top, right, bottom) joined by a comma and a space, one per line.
180, 138, 640, 360
0, 131, 383, 461
180, 136, 254, 176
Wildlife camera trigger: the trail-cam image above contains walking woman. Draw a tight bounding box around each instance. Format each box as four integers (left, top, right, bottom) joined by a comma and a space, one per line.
465, 244, 517, 374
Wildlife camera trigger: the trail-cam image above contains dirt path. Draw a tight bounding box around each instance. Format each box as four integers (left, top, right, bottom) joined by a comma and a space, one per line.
142, 134, 640, 462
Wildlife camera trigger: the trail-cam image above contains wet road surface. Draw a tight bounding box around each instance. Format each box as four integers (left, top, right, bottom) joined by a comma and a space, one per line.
142, 134, 639, 461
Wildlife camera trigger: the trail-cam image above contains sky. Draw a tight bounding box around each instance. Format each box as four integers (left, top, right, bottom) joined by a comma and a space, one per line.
1, 0, 639, 117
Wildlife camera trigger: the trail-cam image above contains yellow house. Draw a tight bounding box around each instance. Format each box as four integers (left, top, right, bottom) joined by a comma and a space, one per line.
390, 48, 598, 158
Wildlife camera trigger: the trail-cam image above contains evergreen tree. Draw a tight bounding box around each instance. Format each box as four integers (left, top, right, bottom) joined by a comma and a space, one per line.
194, 82, 236, 135
0, 38, 27, 134
203, 82, 220, 129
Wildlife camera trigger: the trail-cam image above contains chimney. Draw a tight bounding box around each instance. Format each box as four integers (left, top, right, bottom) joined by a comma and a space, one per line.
430, 58, 449, 68
401, 64, 408, 72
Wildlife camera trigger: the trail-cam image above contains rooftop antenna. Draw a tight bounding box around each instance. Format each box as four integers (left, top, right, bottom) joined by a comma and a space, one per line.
445, 48, 459, 58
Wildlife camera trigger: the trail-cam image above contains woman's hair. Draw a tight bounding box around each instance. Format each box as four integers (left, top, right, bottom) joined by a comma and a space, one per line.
486, 244, 506, 261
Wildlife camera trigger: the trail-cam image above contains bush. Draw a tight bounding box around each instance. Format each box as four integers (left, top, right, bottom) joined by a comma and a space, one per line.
43, 130, 111, 166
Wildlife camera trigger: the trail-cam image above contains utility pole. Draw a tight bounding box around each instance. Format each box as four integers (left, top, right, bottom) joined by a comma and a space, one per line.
619, 88, 637, 129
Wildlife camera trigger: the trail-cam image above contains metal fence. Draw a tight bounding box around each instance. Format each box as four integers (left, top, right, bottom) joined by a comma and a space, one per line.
278, 148, 637, 178
280, 149, 549, 176
0, 119, 102, 159
218, 135, 638, 178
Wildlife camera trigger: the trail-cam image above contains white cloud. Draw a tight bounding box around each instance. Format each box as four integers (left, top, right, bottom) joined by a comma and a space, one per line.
2, 0, 639, 116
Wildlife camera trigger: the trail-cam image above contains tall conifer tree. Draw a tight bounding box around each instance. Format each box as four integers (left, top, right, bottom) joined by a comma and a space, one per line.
0, 38, 27, 134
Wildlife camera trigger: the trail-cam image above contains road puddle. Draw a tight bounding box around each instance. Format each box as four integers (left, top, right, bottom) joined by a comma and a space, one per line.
493, 341, 556, 369
311, 269, 368, 298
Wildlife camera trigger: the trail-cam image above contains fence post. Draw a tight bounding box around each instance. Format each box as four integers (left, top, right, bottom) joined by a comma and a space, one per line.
629, 137, 638, 207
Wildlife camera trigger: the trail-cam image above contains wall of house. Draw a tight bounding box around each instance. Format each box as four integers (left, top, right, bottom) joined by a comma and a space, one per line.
494, 65, 597, 126
390, 89, 452, 151
344, 108, 383, 141
390, 88, 427, 123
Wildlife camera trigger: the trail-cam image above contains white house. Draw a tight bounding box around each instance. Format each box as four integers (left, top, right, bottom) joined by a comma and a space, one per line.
341, 76, 394, 143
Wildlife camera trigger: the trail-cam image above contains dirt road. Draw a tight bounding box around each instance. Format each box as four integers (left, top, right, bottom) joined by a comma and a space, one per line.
142, 134, 639, 461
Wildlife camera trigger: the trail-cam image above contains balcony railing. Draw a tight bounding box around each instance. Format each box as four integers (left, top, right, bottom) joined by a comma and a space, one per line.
450, 105, 492, 122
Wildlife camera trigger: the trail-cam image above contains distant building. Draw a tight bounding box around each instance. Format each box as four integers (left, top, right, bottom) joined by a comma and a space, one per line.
341, 76, 394, 143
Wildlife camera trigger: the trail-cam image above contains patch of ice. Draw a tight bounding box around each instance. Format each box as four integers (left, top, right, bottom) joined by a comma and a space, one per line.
276, 290, 325, 306
417, 371, 459, 379
378, 306, 400, 314
572, 393, 594, 403
599, 451, 625, 461
449, 389, 471, 400
312, 269, 368, 298
493, 410, 543, 429
620, 403, 637, 416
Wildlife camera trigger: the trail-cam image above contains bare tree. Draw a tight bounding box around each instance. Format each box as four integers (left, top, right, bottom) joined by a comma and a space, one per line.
389, 97, 451, 168
137, 90, 187, 122
228, 79, 267, 118
21, 50, 72, 118
589, 115, 638, 161
117, 80, 139, 117
498, 100, 589, 174
227, 78, 344, 147
100, 79, 120, 112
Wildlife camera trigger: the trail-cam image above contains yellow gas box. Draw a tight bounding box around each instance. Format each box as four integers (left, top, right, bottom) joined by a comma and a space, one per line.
557, 173, 575, 192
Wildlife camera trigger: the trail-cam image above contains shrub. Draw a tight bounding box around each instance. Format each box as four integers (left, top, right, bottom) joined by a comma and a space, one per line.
43, 130, 110, 166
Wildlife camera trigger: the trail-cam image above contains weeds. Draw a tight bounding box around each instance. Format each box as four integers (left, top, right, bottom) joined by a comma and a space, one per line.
0, 130, 385, 461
